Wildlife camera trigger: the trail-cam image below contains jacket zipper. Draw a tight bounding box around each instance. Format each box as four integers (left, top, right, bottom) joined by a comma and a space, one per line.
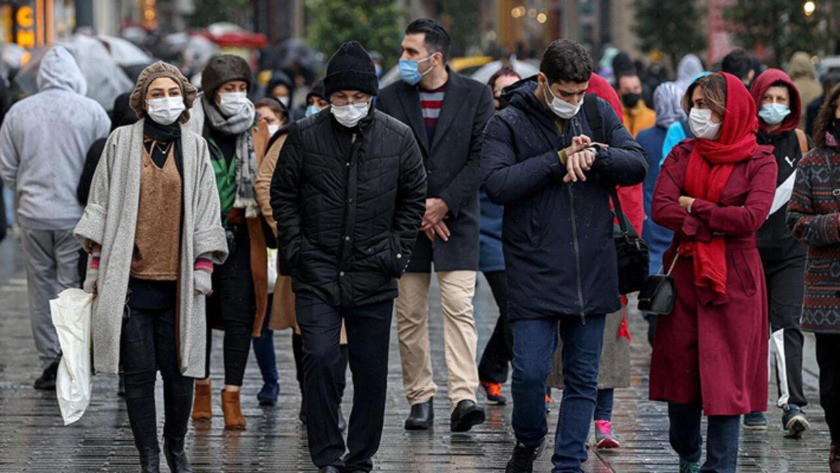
567, 185, 586, 323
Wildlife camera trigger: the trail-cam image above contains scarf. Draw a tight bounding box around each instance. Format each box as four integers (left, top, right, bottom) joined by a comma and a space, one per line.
683, 72, 758, 296
202, 96, 260, 218
653, 82, 685, 129
143, 118, 183, 175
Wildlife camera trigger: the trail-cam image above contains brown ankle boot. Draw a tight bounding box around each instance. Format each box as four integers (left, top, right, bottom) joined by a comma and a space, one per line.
221, 389, 246, 430
191, 382, 212, 421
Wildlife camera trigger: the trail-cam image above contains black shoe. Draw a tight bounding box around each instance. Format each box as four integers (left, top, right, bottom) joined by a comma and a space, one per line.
505, 440, 546, 473
299, 397, 307, 425
404, 398, 434, 430
450, 399, 485, 432
118, 373, 126, 397
33, 357, 60, 390
782, 404, 811, 439
138, 447, 161, 473
743, 411, 768, 430
318, 467, 342, 473
338, 406, 347, 432
163, 437, 193, 473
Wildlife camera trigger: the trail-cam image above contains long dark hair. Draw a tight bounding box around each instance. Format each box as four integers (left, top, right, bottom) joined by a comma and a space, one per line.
813, 84, 840, 148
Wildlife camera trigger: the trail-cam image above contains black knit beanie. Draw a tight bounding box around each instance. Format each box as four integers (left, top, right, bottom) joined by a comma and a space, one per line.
323, 41, 378, 98
201, 54, 252, 97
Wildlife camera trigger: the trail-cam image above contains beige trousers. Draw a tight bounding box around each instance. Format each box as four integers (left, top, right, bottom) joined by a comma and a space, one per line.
395, 271, 479, 409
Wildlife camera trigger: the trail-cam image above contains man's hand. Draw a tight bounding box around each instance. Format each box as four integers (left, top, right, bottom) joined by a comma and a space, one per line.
562, 148, 597, 183
423, 220, 450, 242
560, 135, 592, 163
421, 198, 449, 228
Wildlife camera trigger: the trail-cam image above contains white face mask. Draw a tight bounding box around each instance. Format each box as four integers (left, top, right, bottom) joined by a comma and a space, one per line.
218, 91, 249, 116
276, 96, 290, 108
146, 96, 185, 125
330, 101, 370, 128
267, 124, 280, 136
543, 82, 582, 119
689, 108, 722, 140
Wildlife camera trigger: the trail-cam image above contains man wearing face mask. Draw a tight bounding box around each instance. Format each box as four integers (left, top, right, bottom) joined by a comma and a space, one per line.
270, 40, 427, 473
746, 68, 813, 437
185, 54, 272, 431
481, 39, 647, 472
376, 18, 494, 433
617, 72, 656, 138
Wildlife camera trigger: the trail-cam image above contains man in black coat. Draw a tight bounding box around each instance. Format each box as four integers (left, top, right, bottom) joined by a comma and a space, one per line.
270, 41, 427, 473
376, 18, 494, 433
481, 39, 647, 472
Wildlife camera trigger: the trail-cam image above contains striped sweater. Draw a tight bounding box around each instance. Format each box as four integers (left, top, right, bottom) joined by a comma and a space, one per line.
786, 146, 840, 333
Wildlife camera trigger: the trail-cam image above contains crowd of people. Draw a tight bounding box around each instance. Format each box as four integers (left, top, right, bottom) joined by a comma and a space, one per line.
0, 17, 839, 473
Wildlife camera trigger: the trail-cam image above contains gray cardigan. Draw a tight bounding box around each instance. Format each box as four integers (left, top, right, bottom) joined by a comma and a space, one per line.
74, 120, 228, 377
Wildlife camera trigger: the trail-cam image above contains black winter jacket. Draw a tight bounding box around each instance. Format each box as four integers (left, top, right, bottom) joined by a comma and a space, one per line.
481, 79, 648, 320
270, 107, 427, 308
757, 130, 807, 258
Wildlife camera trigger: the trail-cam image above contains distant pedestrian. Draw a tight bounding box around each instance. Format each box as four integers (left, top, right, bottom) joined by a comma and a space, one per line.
0, 45, 109, 390
746, 68, 812, 435
787, 84, 840, 473
721, 49, 758, 89
650, 72, 776, 473
482, 39, 647, 472
789, 52, 823, 131
617, 72, 656, 138
304, 80, 328, 118
270, 40, 426, 473
186, 54, 271, 430
476, 66, 520, 407
377, 18, 494, 433
805, 72, 840, 137
74, 61, 228, 473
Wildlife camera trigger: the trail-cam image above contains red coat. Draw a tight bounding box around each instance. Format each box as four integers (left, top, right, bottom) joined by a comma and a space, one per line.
649, 140, 776, 415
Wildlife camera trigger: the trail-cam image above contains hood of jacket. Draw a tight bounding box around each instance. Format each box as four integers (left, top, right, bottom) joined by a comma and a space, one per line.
653, 81, 685, 128
676, 54, 703, 88
37, 45, 86, 95
750, 68, 801, 134
789, 52, 816, 80
502, 77, 555, 123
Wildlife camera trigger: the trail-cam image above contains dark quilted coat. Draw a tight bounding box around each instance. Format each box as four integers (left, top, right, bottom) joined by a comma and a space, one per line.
270, 108, 427, 308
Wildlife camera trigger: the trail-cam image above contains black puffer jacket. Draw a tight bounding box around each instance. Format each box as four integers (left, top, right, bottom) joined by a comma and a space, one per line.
270, 107, 427, 307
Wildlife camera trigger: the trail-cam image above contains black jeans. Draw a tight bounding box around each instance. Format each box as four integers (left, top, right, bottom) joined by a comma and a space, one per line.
206, 224, 256, 386
121, 300, 194, 455
292, 331, 349, 401
816, 333, 840, 442
296, 291, 393, 472
478, 271, 512, 383
668, 402, 740, 473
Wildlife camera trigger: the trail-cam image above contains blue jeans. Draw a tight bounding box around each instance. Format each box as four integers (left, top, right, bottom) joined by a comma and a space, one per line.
252, 294, 278, 385
511, 314, 606, 473
594, 388, 613, 421
668, 402, 740, 473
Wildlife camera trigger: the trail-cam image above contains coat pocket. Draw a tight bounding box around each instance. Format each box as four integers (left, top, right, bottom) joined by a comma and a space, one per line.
732, 250, 757, 297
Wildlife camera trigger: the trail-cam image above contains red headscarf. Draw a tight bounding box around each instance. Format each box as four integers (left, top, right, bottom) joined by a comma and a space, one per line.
749, 68, 802, 134
683, 72, 758, 295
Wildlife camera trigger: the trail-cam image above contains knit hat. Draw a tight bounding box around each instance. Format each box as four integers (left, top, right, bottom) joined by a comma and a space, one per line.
129, 61, 197, 123
306, 79, 325, 103
323, 41, 378, 97
201, 54, 252, 97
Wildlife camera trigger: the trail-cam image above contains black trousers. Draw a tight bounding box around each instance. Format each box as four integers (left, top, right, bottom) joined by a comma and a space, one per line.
296, 291, 393, 472
121, 301, 193, 455
760, 252, 808, 408
816, 333, 840, 442
292, 331, 349, 400
205, 224, 256, 386
478, 271, 513, 384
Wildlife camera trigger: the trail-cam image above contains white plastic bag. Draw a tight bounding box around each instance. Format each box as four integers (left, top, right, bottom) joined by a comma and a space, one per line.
267, 248, 278, 293
50, 288, 94, 425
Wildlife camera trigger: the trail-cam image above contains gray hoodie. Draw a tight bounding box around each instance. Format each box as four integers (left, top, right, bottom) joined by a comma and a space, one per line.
0, 46, 109, 230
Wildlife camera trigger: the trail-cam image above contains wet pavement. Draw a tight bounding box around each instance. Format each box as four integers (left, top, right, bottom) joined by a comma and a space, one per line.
0, 231, 832, 472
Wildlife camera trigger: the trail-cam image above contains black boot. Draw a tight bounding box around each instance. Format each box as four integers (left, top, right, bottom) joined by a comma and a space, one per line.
138, 447, 161, 473
33, 357, 60, 390
163, 436, 193, 473
405, 398, 434, 430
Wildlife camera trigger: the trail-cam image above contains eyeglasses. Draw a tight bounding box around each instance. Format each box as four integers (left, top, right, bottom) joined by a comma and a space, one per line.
331, 96, 369, 107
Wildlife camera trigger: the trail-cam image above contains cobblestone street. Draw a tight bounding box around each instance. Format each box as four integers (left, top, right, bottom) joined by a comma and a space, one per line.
0, 233, 832, 472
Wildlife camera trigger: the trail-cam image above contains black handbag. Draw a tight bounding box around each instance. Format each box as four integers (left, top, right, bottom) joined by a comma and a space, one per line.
610, 189, 649, 294
637, 253, 679, 315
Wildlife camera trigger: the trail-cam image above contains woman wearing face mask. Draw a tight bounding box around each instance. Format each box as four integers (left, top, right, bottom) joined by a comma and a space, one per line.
186, 54, 271, 430
787, 84, 840, 473
745, 69, 813, 435
255, 98, 288, 138
650, 72, 777, 473
304, 80, 329, 118
74, 61, 228, 472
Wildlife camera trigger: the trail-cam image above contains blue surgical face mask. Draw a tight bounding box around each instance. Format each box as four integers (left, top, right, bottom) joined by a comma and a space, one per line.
305, 105, 321, 117
399, 55, 434, 86
758, 103, 791, 126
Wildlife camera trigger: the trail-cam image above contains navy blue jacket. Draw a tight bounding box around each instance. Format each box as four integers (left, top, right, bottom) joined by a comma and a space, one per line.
478, 189, 504, 273
636, 125, 674, 274
481, 79, 648, 319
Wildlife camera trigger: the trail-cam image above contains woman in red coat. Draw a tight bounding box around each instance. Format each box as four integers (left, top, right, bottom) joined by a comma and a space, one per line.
650, 72, 777, 473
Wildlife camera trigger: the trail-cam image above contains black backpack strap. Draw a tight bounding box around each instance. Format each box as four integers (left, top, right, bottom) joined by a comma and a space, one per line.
582, 93, 605, 144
